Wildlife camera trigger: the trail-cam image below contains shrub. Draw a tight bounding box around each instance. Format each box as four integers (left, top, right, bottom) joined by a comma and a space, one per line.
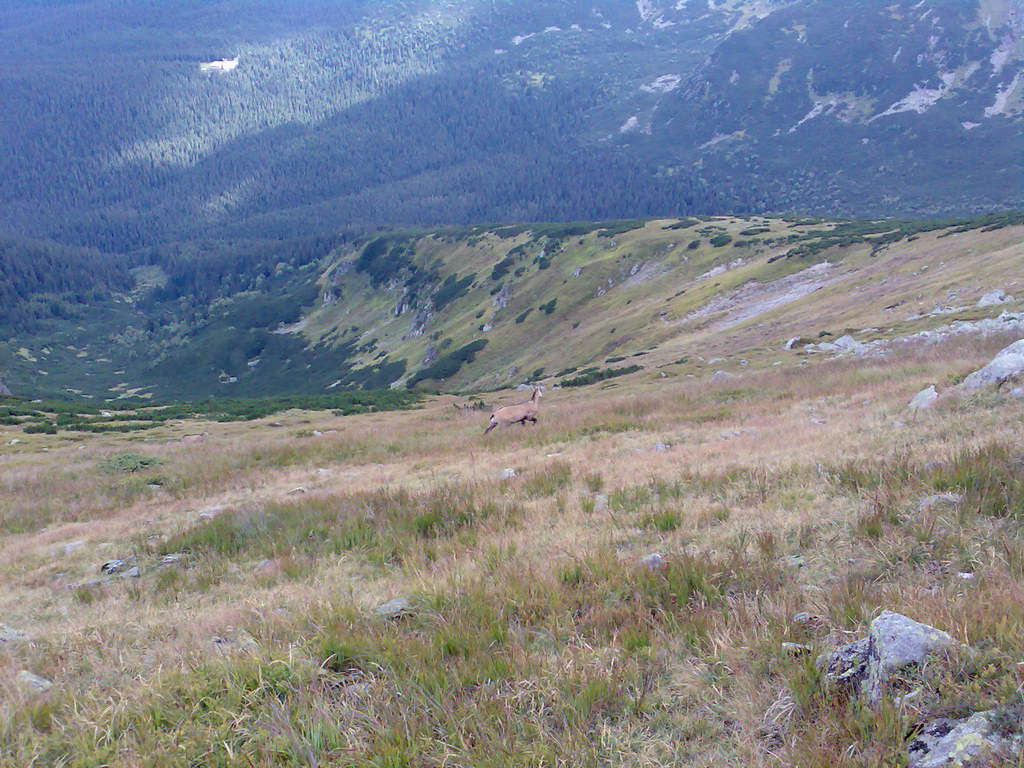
101, 453, 164, 473
560, 365, 643, 388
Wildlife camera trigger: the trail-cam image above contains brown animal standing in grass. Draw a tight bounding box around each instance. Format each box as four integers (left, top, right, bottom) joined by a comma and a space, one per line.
180, 430, 209, 444
484, 387, 543, 434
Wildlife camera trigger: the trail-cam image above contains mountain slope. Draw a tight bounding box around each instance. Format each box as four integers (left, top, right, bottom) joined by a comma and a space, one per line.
2, 213, 1022, 400
0, 0, 1019, 251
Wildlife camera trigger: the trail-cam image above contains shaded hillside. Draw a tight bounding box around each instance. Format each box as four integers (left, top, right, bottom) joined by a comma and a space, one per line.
2, 212, 1022, 400
0, 0, 1020, 251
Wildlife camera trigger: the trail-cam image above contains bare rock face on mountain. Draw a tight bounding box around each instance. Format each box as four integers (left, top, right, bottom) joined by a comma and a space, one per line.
0, 377, 11, 397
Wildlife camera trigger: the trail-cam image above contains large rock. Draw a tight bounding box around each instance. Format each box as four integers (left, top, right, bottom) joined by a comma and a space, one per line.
0, 378, 11, 397
909, 386, 938, 411
818, 612, 955, 705
908, 710, 1023, 767
960, 340, 1024, 391
866, 611, 955, 705
976, 289, 1012, 308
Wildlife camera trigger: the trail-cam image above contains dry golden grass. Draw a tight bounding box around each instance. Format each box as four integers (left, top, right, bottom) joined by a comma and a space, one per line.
1, 331, 1023, 766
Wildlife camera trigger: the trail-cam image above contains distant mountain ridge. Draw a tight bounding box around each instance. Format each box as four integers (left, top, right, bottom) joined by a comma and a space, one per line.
0, 0, 1019, 251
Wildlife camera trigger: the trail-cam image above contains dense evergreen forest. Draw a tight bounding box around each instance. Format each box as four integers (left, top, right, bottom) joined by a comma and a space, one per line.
0, 0, 757, 253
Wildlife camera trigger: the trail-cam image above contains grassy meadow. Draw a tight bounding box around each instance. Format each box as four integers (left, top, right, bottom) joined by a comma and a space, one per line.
1, 329, 1023, 767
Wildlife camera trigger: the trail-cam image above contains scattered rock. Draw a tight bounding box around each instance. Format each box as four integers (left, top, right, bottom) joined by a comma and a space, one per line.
652, 442, 670, 453
957, 572, 975, 580
959, 340, 1024, 391
782, 642, 814, 655
637, 553, 667, 572
500, 468, 517, 479
908, 710, 1023, 768
375, 596, 415, 620
784, 337, 801, 350
122, 566, 141, 579
919, 493, 964, 512
54, 541, 86, 557
211, 631, 259, 653
158, 553, 184, 566
1009, 386, 1024, 401
315, 468, 332, 476
711, 370, 736, 383
0, 625, 28, 644
197, 505, 226, 520
909, 385, 939, 412
977, 289, 1012, 308
100, 559, 127, 575
17, 671, 53, 692
792, 612, 827, 632
593, 494, 609, 512
287, 487, 308, 496
818, 637, 871, 689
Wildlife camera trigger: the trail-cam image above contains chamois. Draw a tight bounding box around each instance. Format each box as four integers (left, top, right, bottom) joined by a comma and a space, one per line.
484, 387, 543, 434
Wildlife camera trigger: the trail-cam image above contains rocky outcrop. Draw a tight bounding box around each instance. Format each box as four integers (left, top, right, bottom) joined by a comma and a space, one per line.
960, 340, 1024, 391
0, 377, 11, 397
818, 611, 955, 705
908, 710, 1023, 768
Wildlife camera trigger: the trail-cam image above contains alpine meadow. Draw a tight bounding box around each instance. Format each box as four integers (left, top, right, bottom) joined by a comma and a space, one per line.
1, 1, 1023, 767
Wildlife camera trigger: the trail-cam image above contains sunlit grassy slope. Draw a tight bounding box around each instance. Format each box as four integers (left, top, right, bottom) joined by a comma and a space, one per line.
299, 215, 1024, 393
1, 322, 1024, 765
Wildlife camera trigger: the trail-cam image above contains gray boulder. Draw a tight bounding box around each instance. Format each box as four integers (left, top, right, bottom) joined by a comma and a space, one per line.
919, 493, 964, 512
0, 625, 28, 644
375, 596, 415, 620
976, 289, 1011, 308
100, 559, 128, 575
908, 710, 1022, 767
0, 378, 11, 397
866, 611, 955, 705
960, 340, 1024, 391
818, 637, 871, 689
637, 553, 667, 572
710, 370, 736, 383
909, 386, 939, 412
17, 671, 53, 692
818, 612, 956, 705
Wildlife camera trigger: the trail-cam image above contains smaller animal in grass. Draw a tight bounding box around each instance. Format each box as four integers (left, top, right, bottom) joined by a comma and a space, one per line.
180, 430, 209, 444
484, 387, 543, 434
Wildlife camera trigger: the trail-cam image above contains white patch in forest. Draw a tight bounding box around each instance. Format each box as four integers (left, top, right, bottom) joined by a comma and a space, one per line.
512, 33, 535, 45
637, 0, 658, 22
985, 72, 1022, 117
620, 115, 643, 133
962, 121, 981, 130
199, 58, 239, 73
640, 74, 682, 93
